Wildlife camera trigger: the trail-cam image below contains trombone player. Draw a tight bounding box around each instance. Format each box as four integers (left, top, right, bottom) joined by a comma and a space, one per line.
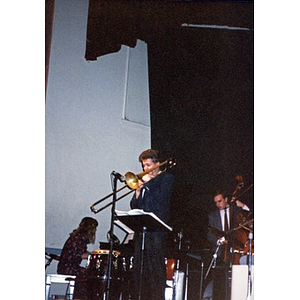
130, 149, 175, 300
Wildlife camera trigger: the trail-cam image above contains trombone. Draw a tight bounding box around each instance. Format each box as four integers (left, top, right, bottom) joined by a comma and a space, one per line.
90, 158, 176, 214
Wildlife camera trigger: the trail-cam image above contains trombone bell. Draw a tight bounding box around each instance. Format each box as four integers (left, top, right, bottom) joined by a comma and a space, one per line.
124, 171, 140, 190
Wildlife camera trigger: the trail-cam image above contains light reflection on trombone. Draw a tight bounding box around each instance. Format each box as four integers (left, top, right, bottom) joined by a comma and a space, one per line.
90, 158, 176, 214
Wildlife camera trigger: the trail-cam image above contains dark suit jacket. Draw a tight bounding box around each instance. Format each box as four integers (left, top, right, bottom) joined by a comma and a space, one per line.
130, 171, 175, 223
207, 209, 224, 247
207, 206, 250, 248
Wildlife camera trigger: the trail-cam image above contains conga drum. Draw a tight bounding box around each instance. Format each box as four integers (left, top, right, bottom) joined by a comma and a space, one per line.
88, 249, 120, 277
86, 249, 121, 299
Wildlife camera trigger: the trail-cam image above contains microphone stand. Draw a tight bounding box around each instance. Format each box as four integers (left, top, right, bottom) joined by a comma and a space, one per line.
104, 173, 119, 300
204, 240, 223, 280
173, 231, 183, 300
227, 196, 237, 300
246, 232, 253, 300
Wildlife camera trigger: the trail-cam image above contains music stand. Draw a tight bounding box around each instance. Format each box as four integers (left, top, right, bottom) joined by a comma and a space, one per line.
115, 210, 172, 300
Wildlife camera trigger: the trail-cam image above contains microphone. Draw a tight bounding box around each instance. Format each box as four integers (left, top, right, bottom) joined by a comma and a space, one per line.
111, 171, 125, 182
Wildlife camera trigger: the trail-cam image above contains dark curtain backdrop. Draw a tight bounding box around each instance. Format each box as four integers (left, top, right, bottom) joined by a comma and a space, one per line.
148, 27, 253, 249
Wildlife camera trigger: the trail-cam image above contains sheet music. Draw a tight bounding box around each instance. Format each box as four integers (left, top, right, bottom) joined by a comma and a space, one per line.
115, 209, 173, 232
113, 219, 135, 243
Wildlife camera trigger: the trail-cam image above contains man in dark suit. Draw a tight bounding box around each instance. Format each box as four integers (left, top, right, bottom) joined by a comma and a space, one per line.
130, 149, 175, 300
207, 191, 250, 254
206, 190, 251, 300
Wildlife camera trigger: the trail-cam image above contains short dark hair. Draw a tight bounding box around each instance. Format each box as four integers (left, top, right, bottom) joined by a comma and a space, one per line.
138, 149, 160, 163
213, 189, 229, 199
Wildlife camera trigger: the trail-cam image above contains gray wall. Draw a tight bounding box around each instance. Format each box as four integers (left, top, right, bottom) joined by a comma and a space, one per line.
46, 0, 151, 274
